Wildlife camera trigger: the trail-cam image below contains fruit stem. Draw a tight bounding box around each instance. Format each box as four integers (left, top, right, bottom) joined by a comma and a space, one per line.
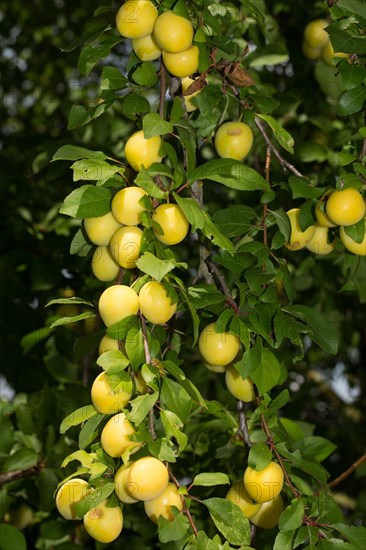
168, 468, 198, 537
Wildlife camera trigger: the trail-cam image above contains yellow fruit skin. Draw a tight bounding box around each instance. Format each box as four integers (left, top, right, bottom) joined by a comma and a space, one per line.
112, 186, 148, 226
285, 208, 316, 251
98, 285, 139, 327
144, 483, 183, 523
304, 19, 329, 49
139, 281, 177, 324
250, 495, 284, 529
198, 323, 240, 367
84, 213, 121, 246
132, 33, 162, 61
244, 462, 284, 504
56, 479, 90, 520
127, 457, 169, 501
225, 366, 255, 402
302, 41, 322, 60
125, 130, 162, 171
152, 203, 189, 245
109, 226, 143, 269
181, 77, 200, 112
92, 246, 120, 282
204, 362, 227, 373
315, 201, 336, 228
305, 224, 336, 255
214, 122, 253, 161
83, 500, 123, 543
153, 11, 193, 53
115, 462, 139, 504
226, 481, 262, 519
162, 45, 199, 78
116, 0, 158, 39
6, 505, 34, 530
321, 41, 348, 66
326, 188, 365, 226
99, 335, 120, 355
91, 371, 132, 414
340, 224, 366, 256
134, 371, 148, 394
101, 412, 140, 457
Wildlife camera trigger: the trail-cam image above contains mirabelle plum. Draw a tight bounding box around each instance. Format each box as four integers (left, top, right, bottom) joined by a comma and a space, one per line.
198, 323, 240, 367
321, 41, 348, 66
98, 285, 139, 327
144, 483, 183, 523
152, 203, 189, 245
56, 478, 91, 520
326, 188, 365, 226
250, 494, 284, 529
306, 224, 336, 255
225, 366, 255, 402
139, 281, 177, 324
126, 456, 169, 501
124, 130, 163, 171
214, 121, 253, 161
109, 226, 143, 269
244, 461, 284, 504
99, 335, 120, 355
91, 371, 132, 414
204, 362, 227, 373
226, 481, 261, 519
302, 41, 322, 60
162, 45, 199, 78
181, 77, 200, 112
132, 33, 162, 61
84, 213, 121, 246
315, 200, 336, 228
92, 246, 120, 282
153, 11, 193, 53
340, 222, 366, 256
285, 208, 316, 251
116, 0, 158, 39
112, 186, 148, 226
114, 462, 139, 504
6, 505, 34, 530
134, 371, 148, 394
83, 500, 123, 543
101, 412, 141, 457
304, 19, 329, 49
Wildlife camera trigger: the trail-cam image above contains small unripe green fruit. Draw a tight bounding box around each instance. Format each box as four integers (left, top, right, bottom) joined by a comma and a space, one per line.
214, 121, 253, 161
111, 186, 148, 226
116, 0, 158, 39
244, 461, 284, 504
144, 483, 183, 523
198, 323, 240, 367
98, 285, 139, 327
152, 203, 189, 245
250, 494, 284, 529
56, 478, 91, 520
226, 481, 261, 519
109, 226, 143, 269
139, 281, 177, 324
132, 34, 162, 61
162, 45, 199, 78
83, 500, 123, 543
153, 11, 193, 53
126, 456, 169, 501
84, 213, 121, 246
225, 366, 255, 402
124, 130, 163, 171
91, 371, 132, 414
101, 412, 141, 457
92, 246, 120, 282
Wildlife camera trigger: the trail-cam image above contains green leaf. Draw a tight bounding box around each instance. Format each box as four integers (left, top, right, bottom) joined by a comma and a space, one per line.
52, 145, 107, 162
283, 305, 338, 354
171, 274, 200, 346
59, 22, 110, 52
134, 168, 168, 199
127, 392, 158, 425
188, 159, 269, 191
79, 414, 105, 450
50, 311, 96, 328
257, 114, 294, 153
160, 378, 192, 422
143, 112, 173, 138
60, 405, 97, 434
187, 285, 225, 309
59, 185, 112, 218
212, 205, 257, 237
96, 350, 130, 372
295, 436, 336, 462
337, 85, 366, 116
289, 176, 325, 200
107, 315, 139, 341
160, 410, 188, 453
70, 159, 120, 182
100, 66, 128, 91
132, 61, 158, 87
78, 36, 121, 76
122, 93, 150, 119
333, 524, 366, 550
0, 524, 27, 550
136, 252, 187, 281
279, 499, 305, 532
3, 448, 38, 473
248, 43, 289, 68
268, 209, 291, 241
148, 438, 177, 462
74, 482, 115, 518
202, 498, 251, 546
61, 450, 96, 468
21, 327, 52, 355
192, 472, 230, 487
47, 297, 95, 307
250, 348, 281, 395
248, 443, 272, 471
273, 531, 295, 550
327, 24, 366, 54
158, 512, 190, 543
125, 325, 145, 370
70, 228, 93, 256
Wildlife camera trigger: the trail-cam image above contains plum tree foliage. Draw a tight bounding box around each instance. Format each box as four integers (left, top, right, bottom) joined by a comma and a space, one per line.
0, 0, 366, 549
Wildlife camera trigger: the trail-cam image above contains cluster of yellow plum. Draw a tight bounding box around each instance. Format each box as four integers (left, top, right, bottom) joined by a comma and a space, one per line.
302, 19, 347, 66
285, 187, 366, 256
226, 461, 285, 529
116, 0, 199, 78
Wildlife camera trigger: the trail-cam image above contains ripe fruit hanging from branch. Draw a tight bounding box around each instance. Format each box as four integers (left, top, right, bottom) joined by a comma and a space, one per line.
124, 130, 163, 171
152, 203, 189, 245
100, 412, 141, 457
98, 285, 139, 327
198, 323, 240, 367
244, 461, 284, 504
56, 479, 91, 520
116, 0, 158, 39
144, 483, 183, 523
139, 281, 177, 324
214, 121, 254, 161
83, 500, 123, 543
153, 11, 194, 53
326, 188, 365, 226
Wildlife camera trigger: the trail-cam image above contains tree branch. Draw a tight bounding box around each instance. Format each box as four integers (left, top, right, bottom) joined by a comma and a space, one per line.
0, 462, 43, 487
139, 312, 157, 440
328, 453, 366, 489
236, 400, 252, 448
159, 61, 167, 118
169, 468, 198, 537
207, 260, 239, 314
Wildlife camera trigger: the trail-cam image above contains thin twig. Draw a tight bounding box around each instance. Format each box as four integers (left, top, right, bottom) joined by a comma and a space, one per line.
0, 462, 43, 486
254, 117, 304, 178
328, 453, 366, 489
236, 400, 252, 448
261, 146, 271, 247
169, 468, 199, 537
159, 61, 167, 118
208, 260, 239, 314
139, 313, 157, 440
